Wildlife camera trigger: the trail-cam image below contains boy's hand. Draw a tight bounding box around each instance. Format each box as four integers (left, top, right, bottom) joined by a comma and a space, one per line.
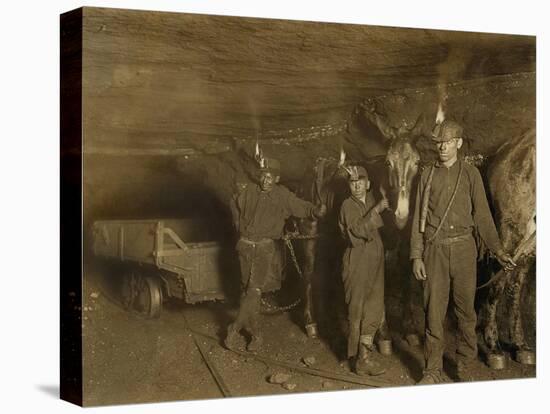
375, 198, 390, 213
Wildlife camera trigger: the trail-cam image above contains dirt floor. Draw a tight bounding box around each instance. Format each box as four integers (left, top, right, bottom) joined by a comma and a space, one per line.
79, 262, 535, 407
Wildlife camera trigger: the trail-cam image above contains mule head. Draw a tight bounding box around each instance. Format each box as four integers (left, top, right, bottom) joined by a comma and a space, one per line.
385, 137, 421, 230
360, 99, 424, 230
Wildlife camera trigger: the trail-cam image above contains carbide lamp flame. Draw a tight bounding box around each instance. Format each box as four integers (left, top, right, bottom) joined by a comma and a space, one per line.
254, 139, 265, 167
342, 164, 355, 179
338, 148, 346, 167
435, 102, 445, 125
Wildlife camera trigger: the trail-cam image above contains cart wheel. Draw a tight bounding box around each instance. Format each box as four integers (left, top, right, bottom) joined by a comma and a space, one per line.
135, 275, 163, 319
121, 271, 138, 311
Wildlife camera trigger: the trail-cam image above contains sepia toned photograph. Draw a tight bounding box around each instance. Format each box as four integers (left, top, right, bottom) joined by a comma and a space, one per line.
60, 5, 536, 407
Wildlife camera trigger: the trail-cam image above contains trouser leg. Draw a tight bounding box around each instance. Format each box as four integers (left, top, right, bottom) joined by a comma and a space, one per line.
423, 243, 451, 372
231, 288, 261, 333
360, 261, 385, 339
346, 249, 385, 358
244, 288, 262, 337
234, 241, 274, 336
450, 238, 478, 361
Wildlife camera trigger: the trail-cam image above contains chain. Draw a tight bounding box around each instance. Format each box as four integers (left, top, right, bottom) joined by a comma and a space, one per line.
283, 232, 319, 241
260, 235, 311, 314
283, 237, 304, 279
261, 295, 301, 314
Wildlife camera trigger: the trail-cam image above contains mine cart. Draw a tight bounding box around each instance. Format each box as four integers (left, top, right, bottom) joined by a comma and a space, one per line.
92, 219, 236, 318
92, 219, 283, 318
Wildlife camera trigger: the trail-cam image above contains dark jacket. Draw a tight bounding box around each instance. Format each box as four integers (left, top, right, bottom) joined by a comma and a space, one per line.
232, 183, 316, 240
410, 159, 503, 259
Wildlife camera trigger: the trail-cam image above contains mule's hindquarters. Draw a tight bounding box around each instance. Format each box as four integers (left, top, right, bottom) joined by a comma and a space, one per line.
481, 258, 535, 366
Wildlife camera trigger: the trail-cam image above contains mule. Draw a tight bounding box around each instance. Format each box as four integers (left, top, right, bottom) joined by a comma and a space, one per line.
480, 129, 536, 365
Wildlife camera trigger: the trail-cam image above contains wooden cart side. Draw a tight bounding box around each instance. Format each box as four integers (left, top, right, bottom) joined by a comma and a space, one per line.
153, 223, 194, 301
92, 220, 158, 266
153, 222, 190, 271
92, 219, 232, 305
155, 228, 231, 304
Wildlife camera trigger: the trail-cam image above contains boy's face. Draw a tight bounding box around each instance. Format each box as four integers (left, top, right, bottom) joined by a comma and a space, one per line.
436, 137, 463, 163
349, 178, 369, 199
259, 171, 278, 192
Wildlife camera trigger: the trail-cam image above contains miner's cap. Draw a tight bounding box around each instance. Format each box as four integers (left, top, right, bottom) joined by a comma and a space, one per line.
431, 120, 464, 142
347, 166, 368, 182
260, 158, 281, 174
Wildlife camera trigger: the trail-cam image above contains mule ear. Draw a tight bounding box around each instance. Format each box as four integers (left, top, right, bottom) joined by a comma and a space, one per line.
359, 99, 396, 143
410, 113, 427, 142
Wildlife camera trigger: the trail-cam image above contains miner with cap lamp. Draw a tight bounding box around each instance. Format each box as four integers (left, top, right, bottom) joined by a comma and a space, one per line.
410, 119, 515, 384
225, 157, 327, 352
338, 165, 389, 376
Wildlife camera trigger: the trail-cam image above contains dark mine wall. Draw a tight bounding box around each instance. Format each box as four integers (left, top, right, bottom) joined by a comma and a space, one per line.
81, 7, 534, 152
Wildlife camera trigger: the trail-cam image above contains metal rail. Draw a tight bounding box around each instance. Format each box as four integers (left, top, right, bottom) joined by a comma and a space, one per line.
223, 344, 393, 388
181, 313, 233, 397
181, 311, 397, 391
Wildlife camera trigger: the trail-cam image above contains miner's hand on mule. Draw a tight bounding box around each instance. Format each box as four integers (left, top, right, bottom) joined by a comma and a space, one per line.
495, 249, 517, 272
313, 203, 327, 219
412, 258, 427, 281
374, 197, 390, 214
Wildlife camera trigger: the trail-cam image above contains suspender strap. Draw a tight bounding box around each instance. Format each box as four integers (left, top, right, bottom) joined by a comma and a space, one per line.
425, 160, 464, 244
419, 165, 435, 233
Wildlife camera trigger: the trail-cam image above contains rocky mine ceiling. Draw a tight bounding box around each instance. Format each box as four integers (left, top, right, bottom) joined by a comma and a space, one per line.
79, 7, 535, 153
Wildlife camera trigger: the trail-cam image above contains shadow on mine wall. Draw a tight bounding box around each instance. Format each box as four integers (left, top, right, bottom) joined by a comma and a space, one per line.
82, 154, 236, 261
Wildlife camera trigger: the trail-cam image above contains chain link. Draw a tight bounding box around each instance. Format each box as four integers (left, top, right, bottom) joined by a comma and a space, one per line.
260, 233, 315, 314
261, 295, 301, 314
283, 232, 319, 241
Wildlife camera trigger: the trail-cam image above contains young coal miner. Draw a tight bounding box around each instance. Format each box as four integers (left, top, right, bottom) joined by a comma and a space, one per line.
225, 158, 327, 352
338, 166, 389, 376
410, 120, 516, 384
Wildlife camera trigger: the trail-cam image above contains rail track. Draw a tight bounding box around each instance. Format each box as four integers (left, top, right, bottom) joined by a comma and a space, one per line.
180, 309, 394, 398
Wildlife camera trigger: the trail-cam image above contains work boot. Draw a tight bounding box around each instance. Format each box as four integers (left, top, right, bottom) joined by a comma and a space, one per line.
354, 344, 386, 376
416, 369, 444, 385
247, 334, 263, 352
224, 324, 240, 351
